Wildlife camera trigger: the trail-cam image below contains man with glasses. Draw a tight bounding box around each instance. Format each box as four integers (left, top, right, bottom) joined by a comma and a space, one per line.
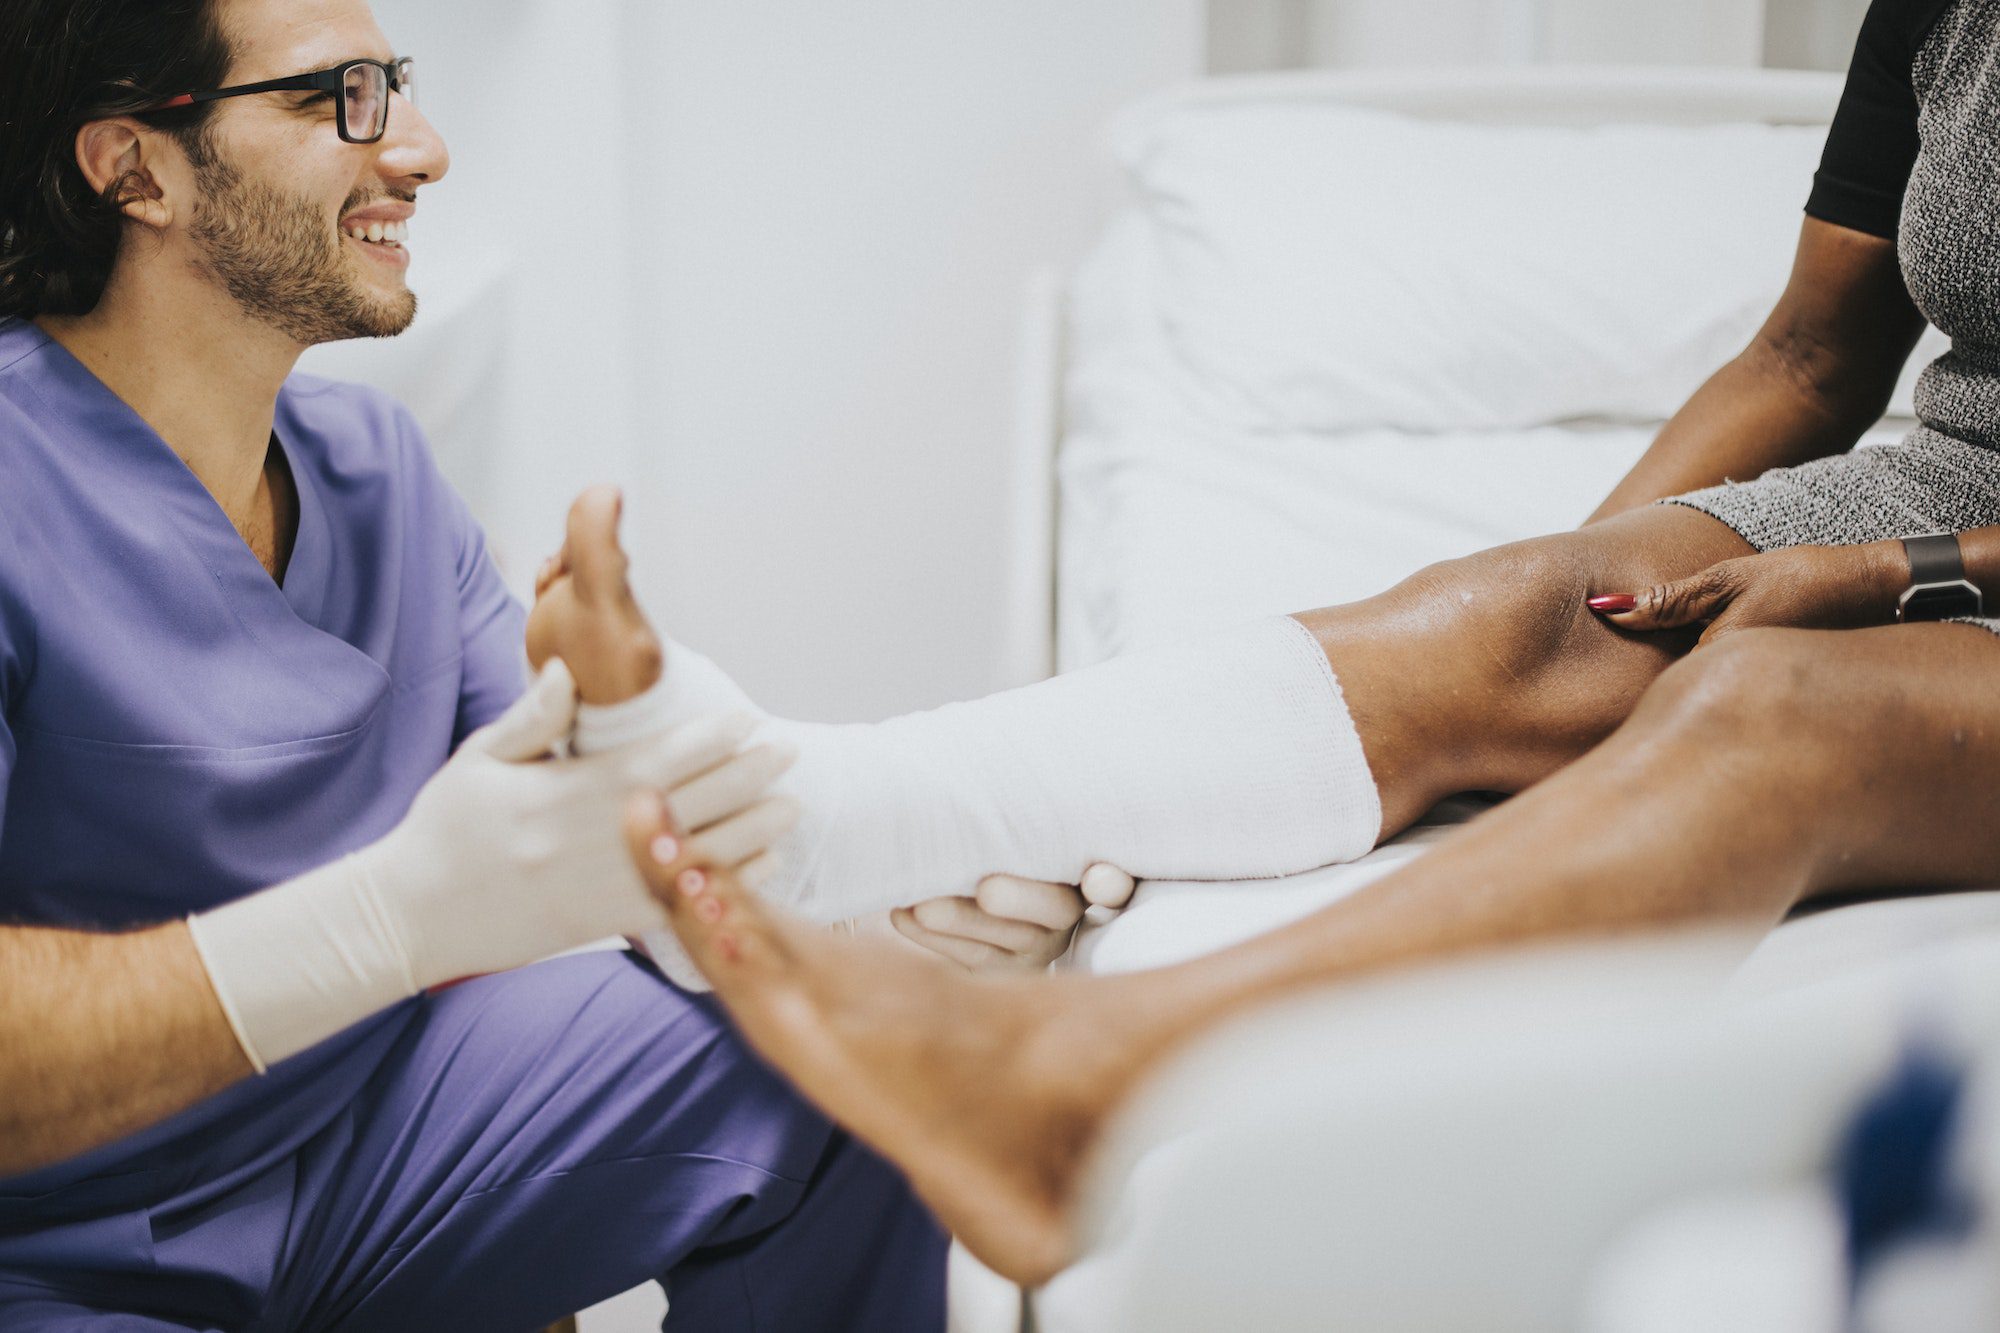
0, 1, 947, 1326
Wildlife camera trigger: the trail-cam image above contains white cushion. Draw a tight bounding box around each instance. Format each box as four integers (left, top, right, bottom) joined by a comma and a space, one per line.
1112, 101, 1827, 432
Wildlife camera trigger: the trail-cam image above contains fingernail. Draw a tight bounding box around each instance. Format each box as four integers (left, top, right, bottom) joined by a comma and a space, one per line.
677, 868, 707, 898
650, 834, 680, 864
696, 896, 724, 924
1587, 595, 1638, 614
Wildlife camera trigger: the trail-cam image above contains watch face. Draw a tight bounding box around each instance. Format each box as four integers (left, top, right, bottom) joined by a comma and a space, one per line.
1903, 583, 1984, 622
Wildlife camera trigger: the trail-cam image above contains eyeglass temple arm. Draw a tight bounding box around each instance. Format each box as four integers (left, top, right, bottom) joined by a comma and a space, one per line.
157, 60, 406, 112
158, 71, 337, 110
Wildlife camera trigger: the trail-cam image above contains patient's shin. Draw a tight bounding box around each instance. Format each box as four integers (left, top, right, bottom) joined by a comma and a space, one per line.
575, 617, 1380, 927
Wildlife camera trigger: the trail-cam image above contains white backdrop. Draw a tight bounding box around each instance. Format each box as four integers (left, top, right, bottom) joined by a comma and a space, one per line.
1208, 0, 1863, 71
308, 0, 1206, 723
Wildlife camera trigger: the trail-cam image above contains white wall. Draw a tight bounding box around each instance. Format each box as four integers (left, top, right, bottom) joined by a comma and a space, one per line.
320, 2, 1203, 724
621, 3, 1204, 720
1210, 0, 1833, 70
307, 0, 650, 589
1765, 0, 1872, 70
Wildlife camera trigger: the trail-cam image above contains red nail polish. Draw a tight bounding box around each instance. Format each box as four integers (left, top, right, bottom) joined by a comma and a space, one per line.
677, 868, 707, 898
1588, 595, 1638, 613
696, 896, 724, 924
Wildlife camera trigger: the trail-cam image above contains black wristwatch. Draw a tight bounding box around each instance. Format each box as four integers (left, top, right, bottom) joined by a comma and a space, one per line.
1898, 533, 1985, 622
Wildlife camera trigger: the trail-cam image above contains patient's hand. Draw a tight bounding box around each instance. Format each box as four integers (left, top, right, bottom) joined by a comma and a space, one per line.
891, 864, 1136, 971
526, 487, 665, 706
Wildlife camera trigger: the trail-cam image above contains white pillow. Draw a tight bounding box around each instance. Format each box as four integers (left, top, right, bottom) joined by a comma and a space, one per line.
1113, 101, 1827, 433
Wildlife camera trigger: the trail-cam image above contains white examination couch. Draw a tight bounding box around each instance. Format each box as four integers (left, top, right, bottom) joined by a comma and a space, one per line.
997, 66, 2000, 1330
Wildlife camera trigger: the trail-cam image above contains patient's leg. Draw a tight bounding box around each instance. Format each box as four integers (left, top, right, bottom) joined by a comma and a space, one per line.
627, 621, 2000, 1285
565, 499, 1753, 920
1294, 501, 1755, 831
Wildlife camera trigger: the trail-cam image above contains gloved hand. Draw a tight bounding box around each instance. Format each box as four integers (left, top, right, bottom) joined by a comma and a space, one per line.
891, 863, 1136, 971
189, 659, 797, 1072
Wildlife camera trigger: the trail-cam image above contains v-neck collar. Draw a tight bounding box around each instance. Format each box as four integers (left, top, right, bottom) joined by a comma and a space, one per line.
274, 426, 332, 624
19, 322, 332, 630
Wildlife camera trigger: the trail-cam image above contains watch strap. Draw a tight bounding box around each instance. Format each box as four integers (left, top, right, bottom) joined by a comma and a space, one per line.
1904, 533, 1966, 585
1899, 533, 1985, 622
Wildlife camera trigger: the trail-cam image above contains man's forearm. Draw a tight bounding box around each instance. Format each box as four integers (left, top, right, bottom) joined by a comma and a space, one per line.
0, 922, 251, 1177
1587, 339, 1877, 524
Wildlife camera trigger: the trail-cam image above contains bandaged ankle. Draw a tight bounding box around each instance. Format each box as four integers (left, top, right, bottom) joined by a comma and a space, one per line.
577, 617, 1381, 925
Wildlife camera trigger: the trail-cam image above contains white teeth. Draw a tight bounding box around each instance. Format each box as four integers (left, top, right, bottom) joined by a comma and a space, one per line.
344, 219, 410, 245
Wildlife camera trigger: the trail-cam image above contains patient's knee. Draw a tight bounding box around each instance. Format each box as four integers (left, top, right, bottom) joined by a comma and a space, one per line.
1635, 629, 1825, 748
1407, 535, 1599, 679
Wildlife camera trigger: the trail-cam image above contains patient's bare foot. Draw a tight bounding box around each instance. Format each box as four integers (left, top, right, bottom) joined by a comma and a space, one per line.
525, 486, 664, 705
622, 794, 1165, 1285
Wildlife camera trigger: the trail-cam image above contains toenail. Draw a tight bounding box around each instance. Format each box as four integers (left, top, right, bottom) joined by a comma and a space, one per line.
716, 934, 740, 963
677, 868, 707, 897
650, 834, 680, 864
696, 896, 724, 923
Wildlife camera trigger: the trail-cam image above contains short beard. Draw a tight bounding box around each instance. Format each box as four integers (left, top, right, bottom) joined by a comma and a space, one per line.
184, 133, 417, 345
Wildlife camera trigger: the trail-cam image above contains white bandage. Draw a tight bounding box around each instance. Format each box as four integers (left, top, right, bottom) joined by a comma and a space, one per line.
584, 618, 1381, 962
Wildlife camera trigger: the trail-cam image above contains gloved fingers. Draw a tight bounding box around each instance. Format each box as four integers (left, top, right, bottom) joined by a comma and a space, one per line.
973, 874, 1088, 932
737, 851, 782, 894
908, 894, 1054, 958
890, 906, 1012, 971
1080, 862, 1138, 910
468, 658, 579, 761
619, 711, 760, 791
663, 740, 798, 829
684, 797, 800, 869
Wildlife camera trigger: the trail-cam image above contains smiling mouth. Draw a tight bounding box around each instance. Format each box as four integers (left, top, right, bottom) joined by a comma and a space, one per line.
342, 219, 409, 251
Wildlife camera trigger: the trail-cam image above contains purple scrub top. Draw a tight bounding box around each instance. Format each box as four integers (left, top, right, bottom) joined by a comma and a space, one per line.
0, 318, 529, 1220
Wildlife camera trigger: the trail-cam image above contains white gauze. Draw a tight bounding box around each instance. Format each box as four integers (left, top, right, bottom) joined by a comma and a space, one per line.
576, 616, 1380, 938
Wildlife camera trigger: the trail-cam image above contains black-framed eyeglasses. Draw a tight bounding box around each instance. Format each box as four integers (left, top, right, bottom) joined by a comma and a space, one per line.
153, 57, 416, 145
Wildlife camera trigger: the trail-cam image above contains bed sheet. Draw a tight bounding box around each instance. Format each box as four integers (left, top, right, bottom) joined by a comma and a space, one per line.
1057, 423, 1653, 671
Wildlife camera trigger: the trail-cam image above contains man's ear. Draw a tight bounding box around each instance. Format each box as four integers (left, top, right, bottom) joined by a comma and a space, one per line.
72, 119, 173, 232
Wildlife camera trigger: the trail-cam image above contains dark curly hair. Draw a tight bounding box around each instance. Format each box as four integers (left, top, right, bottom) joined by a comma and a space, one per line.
0, 0, 233, 319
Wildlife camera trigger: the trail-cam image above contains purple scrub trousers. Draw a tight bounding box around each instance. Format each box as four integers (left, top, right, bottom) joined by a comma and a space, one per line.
0, 952, 947, 1330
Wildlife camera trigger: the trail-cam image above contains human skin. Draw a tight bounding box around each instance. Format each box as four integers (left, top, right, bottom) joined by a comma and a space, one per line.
599, 216, 2000, 1283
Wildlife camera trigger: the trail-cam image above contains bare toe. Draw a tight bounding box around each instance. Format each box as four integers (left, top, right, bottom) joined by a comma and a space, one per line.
622, 791, 796, 983
564, 485, 630, 606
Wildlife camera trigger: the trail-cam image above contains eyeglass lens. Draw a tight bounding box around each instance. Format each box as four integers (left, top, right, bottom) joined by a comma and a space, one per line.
341, 60, 414, 142
343, 62, 387, 141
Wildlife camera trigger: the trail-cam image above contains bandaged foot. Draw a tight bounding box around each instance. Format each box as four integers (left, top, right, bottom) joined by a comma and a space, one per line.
534, 491, 1380, 981
581, 619, 1382, 976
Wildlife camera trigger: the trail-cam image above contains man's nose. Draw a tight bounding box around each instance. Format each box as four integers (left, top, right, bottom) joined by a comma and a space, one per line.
375, 91, 450, 186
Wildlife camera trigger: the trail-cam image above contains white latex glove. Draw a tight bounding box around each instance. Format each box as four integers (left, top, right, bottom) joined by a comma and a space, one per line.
889, 864, 1136, 972
189, 660, 796, 1071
